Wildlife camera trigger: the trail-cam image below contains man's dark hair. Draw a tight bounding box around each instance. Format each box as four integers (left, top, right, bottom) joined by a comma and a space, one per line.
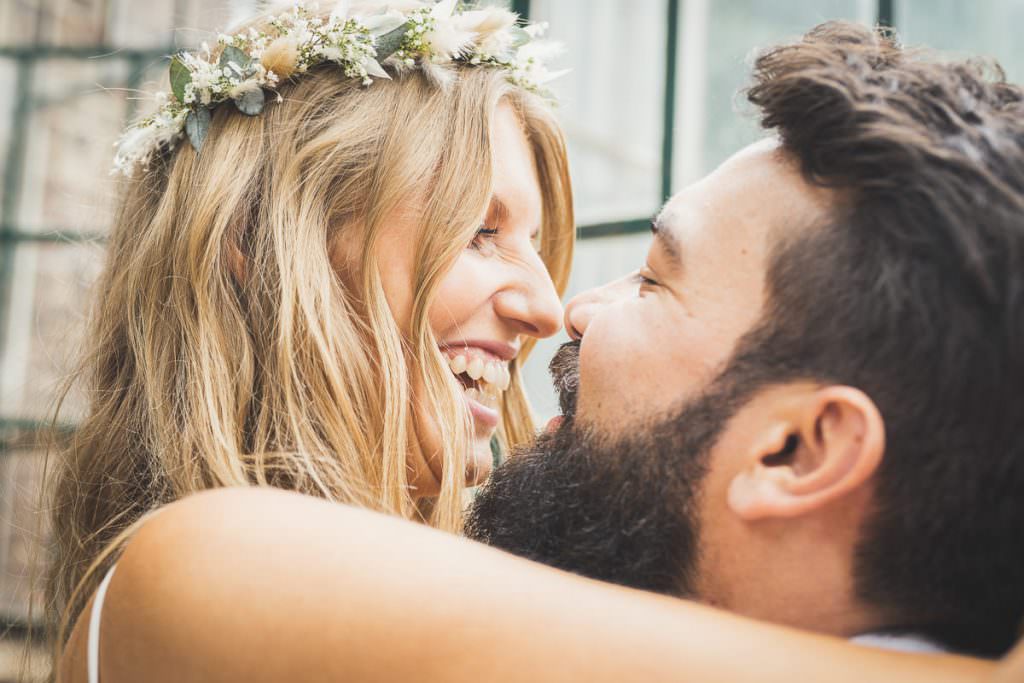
738, 21, 1024, 655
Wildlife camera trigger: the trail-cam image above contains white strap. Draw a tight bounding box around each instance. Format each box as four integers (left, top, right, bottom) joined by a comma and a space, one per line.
851, 632, 948, 654
87, 564, 119, 683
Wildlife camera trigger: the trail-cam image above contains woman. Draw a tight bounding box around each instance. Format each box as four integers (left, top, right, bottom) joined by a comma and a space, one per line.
45, 2, 1001, 681
46, 0, 571, 672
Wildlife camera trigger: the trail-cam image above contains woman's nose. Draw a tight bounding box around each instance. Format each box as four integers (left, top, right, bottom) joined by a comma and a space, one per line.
563, 273, 637, 340
493, 260, 564, 339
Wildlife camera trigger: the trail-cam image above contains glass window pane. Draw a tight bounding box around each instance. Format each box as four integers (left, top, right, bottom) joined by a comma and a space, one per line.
0, 242, 105, 422
673, 0, 872, 189
529, 0, 669, 226
897, 0, 1024, 81
17, 59, 130, 236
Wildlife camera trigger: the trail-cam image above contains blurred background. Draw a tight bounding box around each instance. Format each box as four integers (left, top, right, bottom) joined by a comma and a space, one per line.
1, 0, 1022, 678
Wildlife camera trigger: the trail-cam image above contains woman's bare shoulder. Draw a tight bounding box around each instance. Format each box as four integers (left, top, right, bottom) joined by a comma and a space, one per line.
57, 487, 344, 683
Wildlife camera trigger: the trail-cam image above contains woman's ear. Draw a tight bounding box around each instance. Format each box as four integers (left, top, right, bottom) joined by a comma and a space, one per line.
727, 386, 885, 520
226, 240, 247, 284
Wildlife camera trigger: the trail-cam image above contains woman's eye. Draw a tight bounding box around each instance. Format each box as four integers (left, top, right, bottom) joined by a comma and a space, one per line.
469, 224, 500, 251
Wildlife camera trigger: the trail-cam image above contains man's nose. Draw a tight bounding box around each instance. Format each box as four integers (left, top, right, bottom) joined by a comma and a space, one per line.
563, 273, 637, 340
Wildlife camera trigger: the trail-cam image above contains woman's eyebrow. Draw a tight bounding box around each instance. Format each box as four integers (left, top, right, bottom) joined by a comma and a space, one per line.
489, 195, 511, 224
491, 194, 540, 238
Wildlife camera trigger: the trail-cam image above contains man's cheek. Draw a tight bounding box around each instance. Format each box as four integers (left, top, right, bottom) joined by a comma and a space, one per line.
577, 331, 635, 418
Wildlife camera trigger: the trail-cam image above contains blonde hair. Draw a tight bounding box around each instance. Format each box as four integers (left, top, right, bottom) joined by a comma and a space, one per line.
38, 31, 573, 672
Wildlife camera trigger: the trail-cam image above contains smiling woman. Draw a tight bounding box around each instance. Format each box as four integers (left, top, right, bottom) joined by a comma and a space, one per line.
40, 2, 573, 675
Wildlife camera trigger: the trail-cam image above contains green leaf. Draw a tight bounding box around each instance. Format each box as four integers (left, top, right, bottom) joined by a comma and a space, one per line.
374, 22, 410, 61
219, 45, 252, 73
169, 55, 192, 103
234, 88, 265, 116
185, 107, 211, 152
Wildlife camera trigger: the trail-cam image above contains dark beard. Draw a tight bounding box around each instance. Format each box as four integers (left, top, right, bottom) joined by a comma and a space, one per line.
466, 341, 749, 597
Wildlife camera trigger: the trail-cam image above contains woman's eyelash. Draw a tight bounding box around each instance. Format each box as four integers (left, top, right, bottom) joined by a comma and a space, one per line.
470, 224, 500, 250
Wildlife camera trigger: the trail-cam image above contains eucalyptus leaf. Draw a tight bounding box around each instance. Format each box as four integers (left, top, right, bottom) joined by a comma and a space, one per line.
509, 26, 532, 48
234, 88, 265, 115
364, 11, 406, 37
219, 45, 252, 73
169, 55, 192, 103
185, 107, 211, 152
363, 59, 390, 80
374, 22, 410, 62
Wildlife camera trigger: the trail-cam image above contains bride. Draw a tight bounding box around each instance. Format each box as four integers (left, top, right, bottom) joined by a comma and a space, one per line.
44, 2, 1000, 681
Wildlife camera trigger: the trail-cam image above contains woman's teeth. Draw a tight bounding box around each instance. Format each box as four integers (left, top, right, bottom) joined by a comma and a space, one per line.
447, 353, 511, 393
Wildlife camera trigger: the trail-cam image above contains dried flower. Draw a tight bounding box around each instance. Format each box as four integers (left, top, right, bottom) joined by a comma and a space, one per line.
261, 36, 300, 79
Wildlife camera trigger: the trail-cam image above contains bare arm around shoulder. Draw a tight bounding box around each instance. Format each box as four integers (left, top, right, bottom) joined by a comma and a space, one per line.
991, 638, 1024, 682
59, 487, 995, 683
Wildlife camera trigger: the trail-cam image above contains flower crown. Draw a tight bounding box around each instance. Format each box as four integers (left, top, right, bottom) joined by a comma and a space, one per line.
113, 0, 566, 177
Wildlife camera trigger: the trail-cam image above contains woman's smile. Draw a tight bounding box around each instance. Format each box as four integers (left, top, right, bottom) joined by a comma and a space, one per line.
440, 341, 518, 430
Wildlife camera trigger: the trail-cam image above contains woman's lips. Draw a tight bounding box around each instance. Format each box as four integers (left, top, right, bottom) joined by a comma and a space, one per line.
465, 390, 500, 429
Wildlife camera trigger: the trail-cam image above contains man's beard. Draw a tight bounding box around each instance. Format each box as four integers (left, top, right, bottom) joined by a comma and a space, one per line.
466, 341, 751, 597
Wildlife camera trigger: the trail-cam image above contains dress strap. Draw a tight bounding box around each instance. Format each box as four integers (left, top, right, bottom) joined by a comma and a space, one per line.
87, 564, 119, 683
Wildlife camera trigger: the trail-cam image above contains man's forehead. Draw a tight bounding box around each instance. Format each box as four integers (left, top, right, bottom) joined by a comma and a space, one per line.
655, 139, 831, 253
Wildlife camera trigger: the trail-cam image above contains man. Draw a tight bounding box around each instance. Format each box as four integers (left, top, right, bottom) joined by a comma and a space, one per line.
466, 20, 1024, 658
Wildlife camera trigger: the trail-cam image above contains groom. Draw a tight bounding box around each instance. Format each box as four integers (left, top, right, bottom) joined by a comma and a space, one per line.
466, 21, 1024, 658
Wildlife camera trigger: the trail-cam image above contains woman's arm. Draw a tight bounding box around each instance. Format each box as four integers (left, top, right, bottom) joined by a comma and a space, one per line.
59, 486, 995, 683
991, 638, 1024, 682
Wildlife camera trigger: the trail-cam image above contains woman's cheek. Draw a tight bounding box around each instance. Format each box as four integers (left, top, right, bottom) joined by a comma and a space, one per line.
430, 254, 492, 333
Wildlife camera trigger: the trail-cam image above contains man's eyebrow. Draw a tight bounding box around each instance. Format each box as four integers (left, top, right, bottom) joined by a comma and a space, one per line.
650, 214, 684, 271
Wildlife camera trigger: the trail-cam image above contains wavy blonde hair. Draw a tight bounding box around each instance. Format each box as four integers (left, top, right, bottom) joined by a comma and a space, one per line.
36, 28, 573, 672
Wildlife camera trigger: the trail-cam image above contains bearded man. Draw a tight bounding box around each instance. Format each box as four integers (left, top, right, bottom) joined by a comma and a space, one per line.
467, 21, 1024, 658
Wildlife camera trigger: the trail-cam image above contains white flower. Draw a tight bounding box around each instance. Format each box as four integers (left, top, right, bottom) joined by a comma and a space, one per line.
329, 0, 350, 22
454, 7, 516, 36
454, 7, 518, 57
359, 9, 406, 36
112, 109, 186, 177
524, 21, 549, 39
318, 45, 344, 62
516, 39, 564, 64
423, 0, 475, 61
353, 0, 427, 12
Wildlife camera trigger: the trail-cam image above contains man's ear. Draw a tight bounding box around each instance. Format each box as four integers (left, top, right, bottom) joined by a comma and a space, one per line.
727, 386, 885, 520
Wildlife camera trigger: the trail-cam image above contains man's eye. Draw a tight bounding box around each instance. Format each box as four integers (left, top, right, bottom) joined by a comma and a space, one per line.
637, 269, 659, 287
